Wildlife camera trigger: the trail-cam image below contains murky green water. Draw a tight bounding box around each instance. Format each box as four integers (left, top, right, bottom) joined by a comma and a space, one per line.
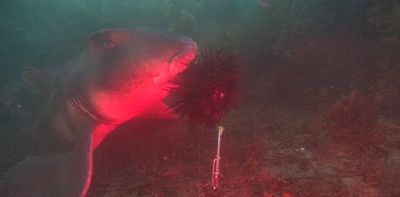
1, 0, 399, 196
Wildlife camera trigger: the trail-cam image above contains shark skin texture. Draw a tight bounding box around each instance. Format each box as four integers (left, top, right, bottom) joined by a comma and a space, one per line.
0, 28, 198, 197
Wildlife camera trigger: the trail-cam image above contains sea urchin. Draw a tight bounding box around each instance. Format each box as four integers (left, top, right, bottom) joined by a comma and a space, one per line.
168, 49, 241, 126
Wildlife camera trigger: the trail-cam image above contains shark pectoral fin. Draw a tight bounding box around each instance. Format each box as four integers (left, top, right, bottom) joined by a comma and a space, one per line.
1, 132, 94, 197
21, 67, 51, 94
0, 153, 90, 197
143, 102, 177, 120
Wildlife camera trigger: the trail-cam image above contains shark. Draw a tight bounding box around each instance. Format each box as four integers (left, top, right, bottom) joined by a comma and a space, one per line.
0, 28, 198, 197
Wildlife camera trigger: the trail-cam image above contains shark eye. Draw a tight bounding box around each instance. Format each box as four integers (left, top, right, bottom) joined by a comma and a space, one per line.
102, 39, 115, 49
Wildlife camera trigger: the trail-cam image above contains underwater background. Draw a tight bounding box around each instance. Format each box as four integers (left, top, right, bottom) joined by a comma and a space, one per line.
1, 0, 400, 196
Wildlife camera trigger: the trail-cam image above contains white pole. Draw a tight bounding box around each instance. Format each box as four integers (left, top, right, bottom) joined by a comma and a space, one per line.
212, 126, 224, 190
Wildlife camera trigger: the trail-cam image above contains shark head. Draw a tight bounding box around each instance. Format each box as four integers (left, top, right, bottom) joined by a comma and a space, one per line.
70, 28, 198, 124
0, 28, 198, 197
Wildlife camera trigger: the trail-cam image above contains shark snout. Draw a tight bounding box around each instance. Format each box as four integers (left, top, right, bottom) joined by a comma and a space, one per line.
181, 37, 198, 55
169, 38, 198, 76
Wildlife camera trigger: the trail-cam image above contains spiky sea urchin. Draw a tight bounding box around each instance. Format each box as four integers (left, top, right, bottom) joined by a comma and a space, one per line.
168, 49, 241, 126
